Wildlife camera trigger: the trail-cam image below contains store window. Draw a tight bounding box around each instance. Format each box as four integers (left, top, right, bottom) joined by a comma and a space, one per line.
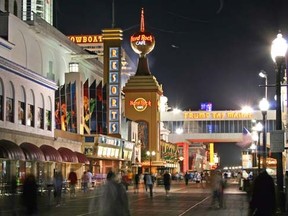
37, 94, 44, 129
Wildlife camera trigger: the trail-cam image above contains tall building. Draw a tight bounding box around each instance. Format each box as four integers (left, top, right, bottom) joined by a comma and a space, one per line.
0, 0, 53, 25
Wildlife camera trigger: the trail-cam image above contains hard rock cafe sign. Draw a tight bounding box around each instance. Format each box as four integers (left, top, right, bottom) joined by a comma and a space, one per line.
130, 98, 151, 112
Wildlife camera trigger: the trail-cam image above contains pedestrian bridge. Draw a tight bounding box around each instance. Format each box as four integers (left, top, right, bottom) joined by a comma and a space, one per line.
160, 110, 277, 144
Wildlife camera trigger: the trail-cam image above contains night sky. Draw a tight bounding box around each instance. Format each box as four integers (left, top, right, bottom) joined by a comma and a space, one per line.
54, 0, 288, 167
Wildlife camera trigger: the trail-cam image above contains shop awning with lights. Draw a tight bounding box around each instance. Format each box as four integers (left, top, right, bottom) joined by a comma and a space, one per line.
75, 151, 90, 164
58, 147, 78, 163
0, 140, 25, 160
20, 142, 45, 162
40, 145, 63, 162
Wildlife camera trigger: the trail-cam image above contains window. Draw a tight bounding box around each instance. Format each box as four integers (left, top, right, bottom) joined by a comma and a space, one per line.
46, 96, 52, 131
6, 98, 14, 122
69, 63, 79, 72
0, 80, 3, 121
27, 104, 34, 127
18, 86, 26, 125
37, 107, 44, 129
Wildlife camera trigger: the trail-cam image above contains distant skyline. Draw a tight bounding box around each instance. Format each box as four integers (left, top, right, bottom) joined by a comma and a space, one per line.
55, 0, 288, 111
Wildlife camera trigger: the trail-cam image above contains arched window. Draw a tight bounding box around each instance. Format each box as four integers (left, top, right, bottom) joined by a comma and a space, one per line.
37, 93, 44, 129
4, 0, 9, 12
46, 96, 52, 131
6, 81, 15, 122
0, 79, 3, 121
18, 86, 26, 125
27, 89, 35, 127
13, 0, 18, 16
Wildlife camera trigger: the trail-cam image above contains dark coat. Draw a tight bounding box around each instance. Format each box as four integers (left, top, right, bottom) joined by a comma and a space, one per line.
250, 171, 276, 216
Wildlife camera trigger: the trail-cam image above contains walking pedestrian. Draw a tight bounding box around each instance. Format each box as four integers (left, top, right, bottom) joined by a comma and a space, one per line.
163, 171, 171, 197
68, 169, 77, 198
22, 174, 38, 215
184, 171, 190, 185
134, 173, 140, 193
145, 173, 154, 198
249, 170, 276, 216
210, 170, 224, 209
53, 170, 63, 207
82, 171, 89, 193
89, 170, 131, 216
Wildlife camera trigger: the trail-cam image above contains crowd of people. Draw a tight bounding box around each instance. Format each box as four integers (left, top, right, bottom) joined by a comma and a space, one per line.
3, 167, 280, 216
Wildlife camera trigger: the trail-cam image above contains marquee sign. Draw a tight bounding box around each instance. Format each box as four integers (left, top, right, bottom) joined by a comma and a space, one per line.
108, 47, 121, 134
68, 35, 103, 44
130, 98, 151, 112
184, 111, 253, 120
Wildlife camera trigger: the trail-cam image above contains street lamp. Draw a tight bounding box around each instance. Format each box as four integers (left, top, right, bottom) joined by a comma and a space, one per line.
259, 98, 269, 169
255, 122, 263, 173
146, 150, 156, 174
259, 70, 268, 99
271, 32, 287, 212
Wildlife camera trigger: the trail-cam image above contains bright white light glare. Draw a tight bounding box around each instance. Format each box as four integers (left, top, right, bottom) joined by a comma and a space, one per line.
256, 122, 263, 131
271, 33, 288, 62
241, 106, 253, 113
173, 108, 181, 114
259, 98, 269, 111
175, 128, 183, 134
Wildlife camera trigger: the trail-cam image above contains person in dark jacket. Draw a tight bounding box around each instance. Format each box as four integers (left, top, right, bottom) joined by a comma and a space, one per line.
89, 171, 131, 216
249, 170, 276, 216
163, 171, 171, 197
22, 174, 38, 215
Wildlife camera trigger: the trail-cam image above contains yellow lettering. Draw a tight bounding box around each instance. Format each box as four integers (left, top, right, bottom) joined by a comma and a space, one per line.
111, 49, 117, 57
76, 36, 82, 43
111, 111, 117, 119
112, 61, 117, 70
111, 86, 118, 95
111, 99, 117, 107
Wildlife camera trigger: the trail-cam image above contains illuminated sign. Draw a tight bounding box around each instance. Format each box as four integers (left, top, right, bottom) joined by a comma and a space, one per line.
184, 111, 253, 120
130, 98, 151, 112
108, 47, 121, 134
68, 35, 103, 44
130, 32, 155, 56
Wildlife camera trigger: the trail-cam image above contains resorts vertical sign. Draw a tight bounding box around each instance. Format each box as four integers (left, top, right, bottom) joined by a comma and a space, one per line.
108, 47, 121, 134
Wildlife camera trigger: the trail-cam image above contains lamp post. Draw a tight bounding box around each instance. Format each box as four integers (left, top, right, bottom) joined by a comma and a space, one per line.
271, 32, 288, 212
255, 122, 263, 173
146, 150, 155, 174
259, 70, 268, 99
259, 98, 269, 169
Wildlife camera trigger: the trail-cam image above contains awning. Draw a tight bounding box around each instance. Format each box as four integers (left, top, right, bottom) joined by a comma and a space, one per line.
58, 147, 78, 163
75, 151, 90, 164
20, 142, 45, 162
40, 145, 62, 162
0, 140, 25, 160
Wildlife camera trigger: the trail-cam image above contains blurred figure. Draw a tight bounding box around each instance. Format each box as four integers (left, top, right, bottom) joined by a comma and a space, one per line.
134, 173, 140, 193
10, 175, 18, 215
87, 170, 93, 189
184, 172, 189, 185
22, 174, 38, 215
89, 171, 131, 216
249, 170, 276, 216
163, 171, 171, 197
210, 171, 224, 209
145, 173, 154, 198
121, 172, 129, 191
143, 173, 147, 192
68, 169, 77, 198
53, 171, 63, 207
82, 171, 89, 193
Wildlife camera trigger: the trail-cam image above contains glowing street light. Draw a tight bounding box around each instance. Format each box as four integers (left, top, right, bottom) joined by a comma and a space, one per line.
146, 150, 156, 174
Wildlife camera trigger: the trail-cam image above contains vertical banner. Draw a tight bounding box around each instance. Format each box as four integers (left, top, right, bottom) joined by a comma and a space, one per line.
71, 81, 77, 132
108, 47, 121, 134
66, 82, 71, 132
96, 81, 103, 134
209, 143, 214, 164
90, 80, 97, 134
55, 88, 61, 129
60, 85, 67, 131
83, 79, 90, 134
